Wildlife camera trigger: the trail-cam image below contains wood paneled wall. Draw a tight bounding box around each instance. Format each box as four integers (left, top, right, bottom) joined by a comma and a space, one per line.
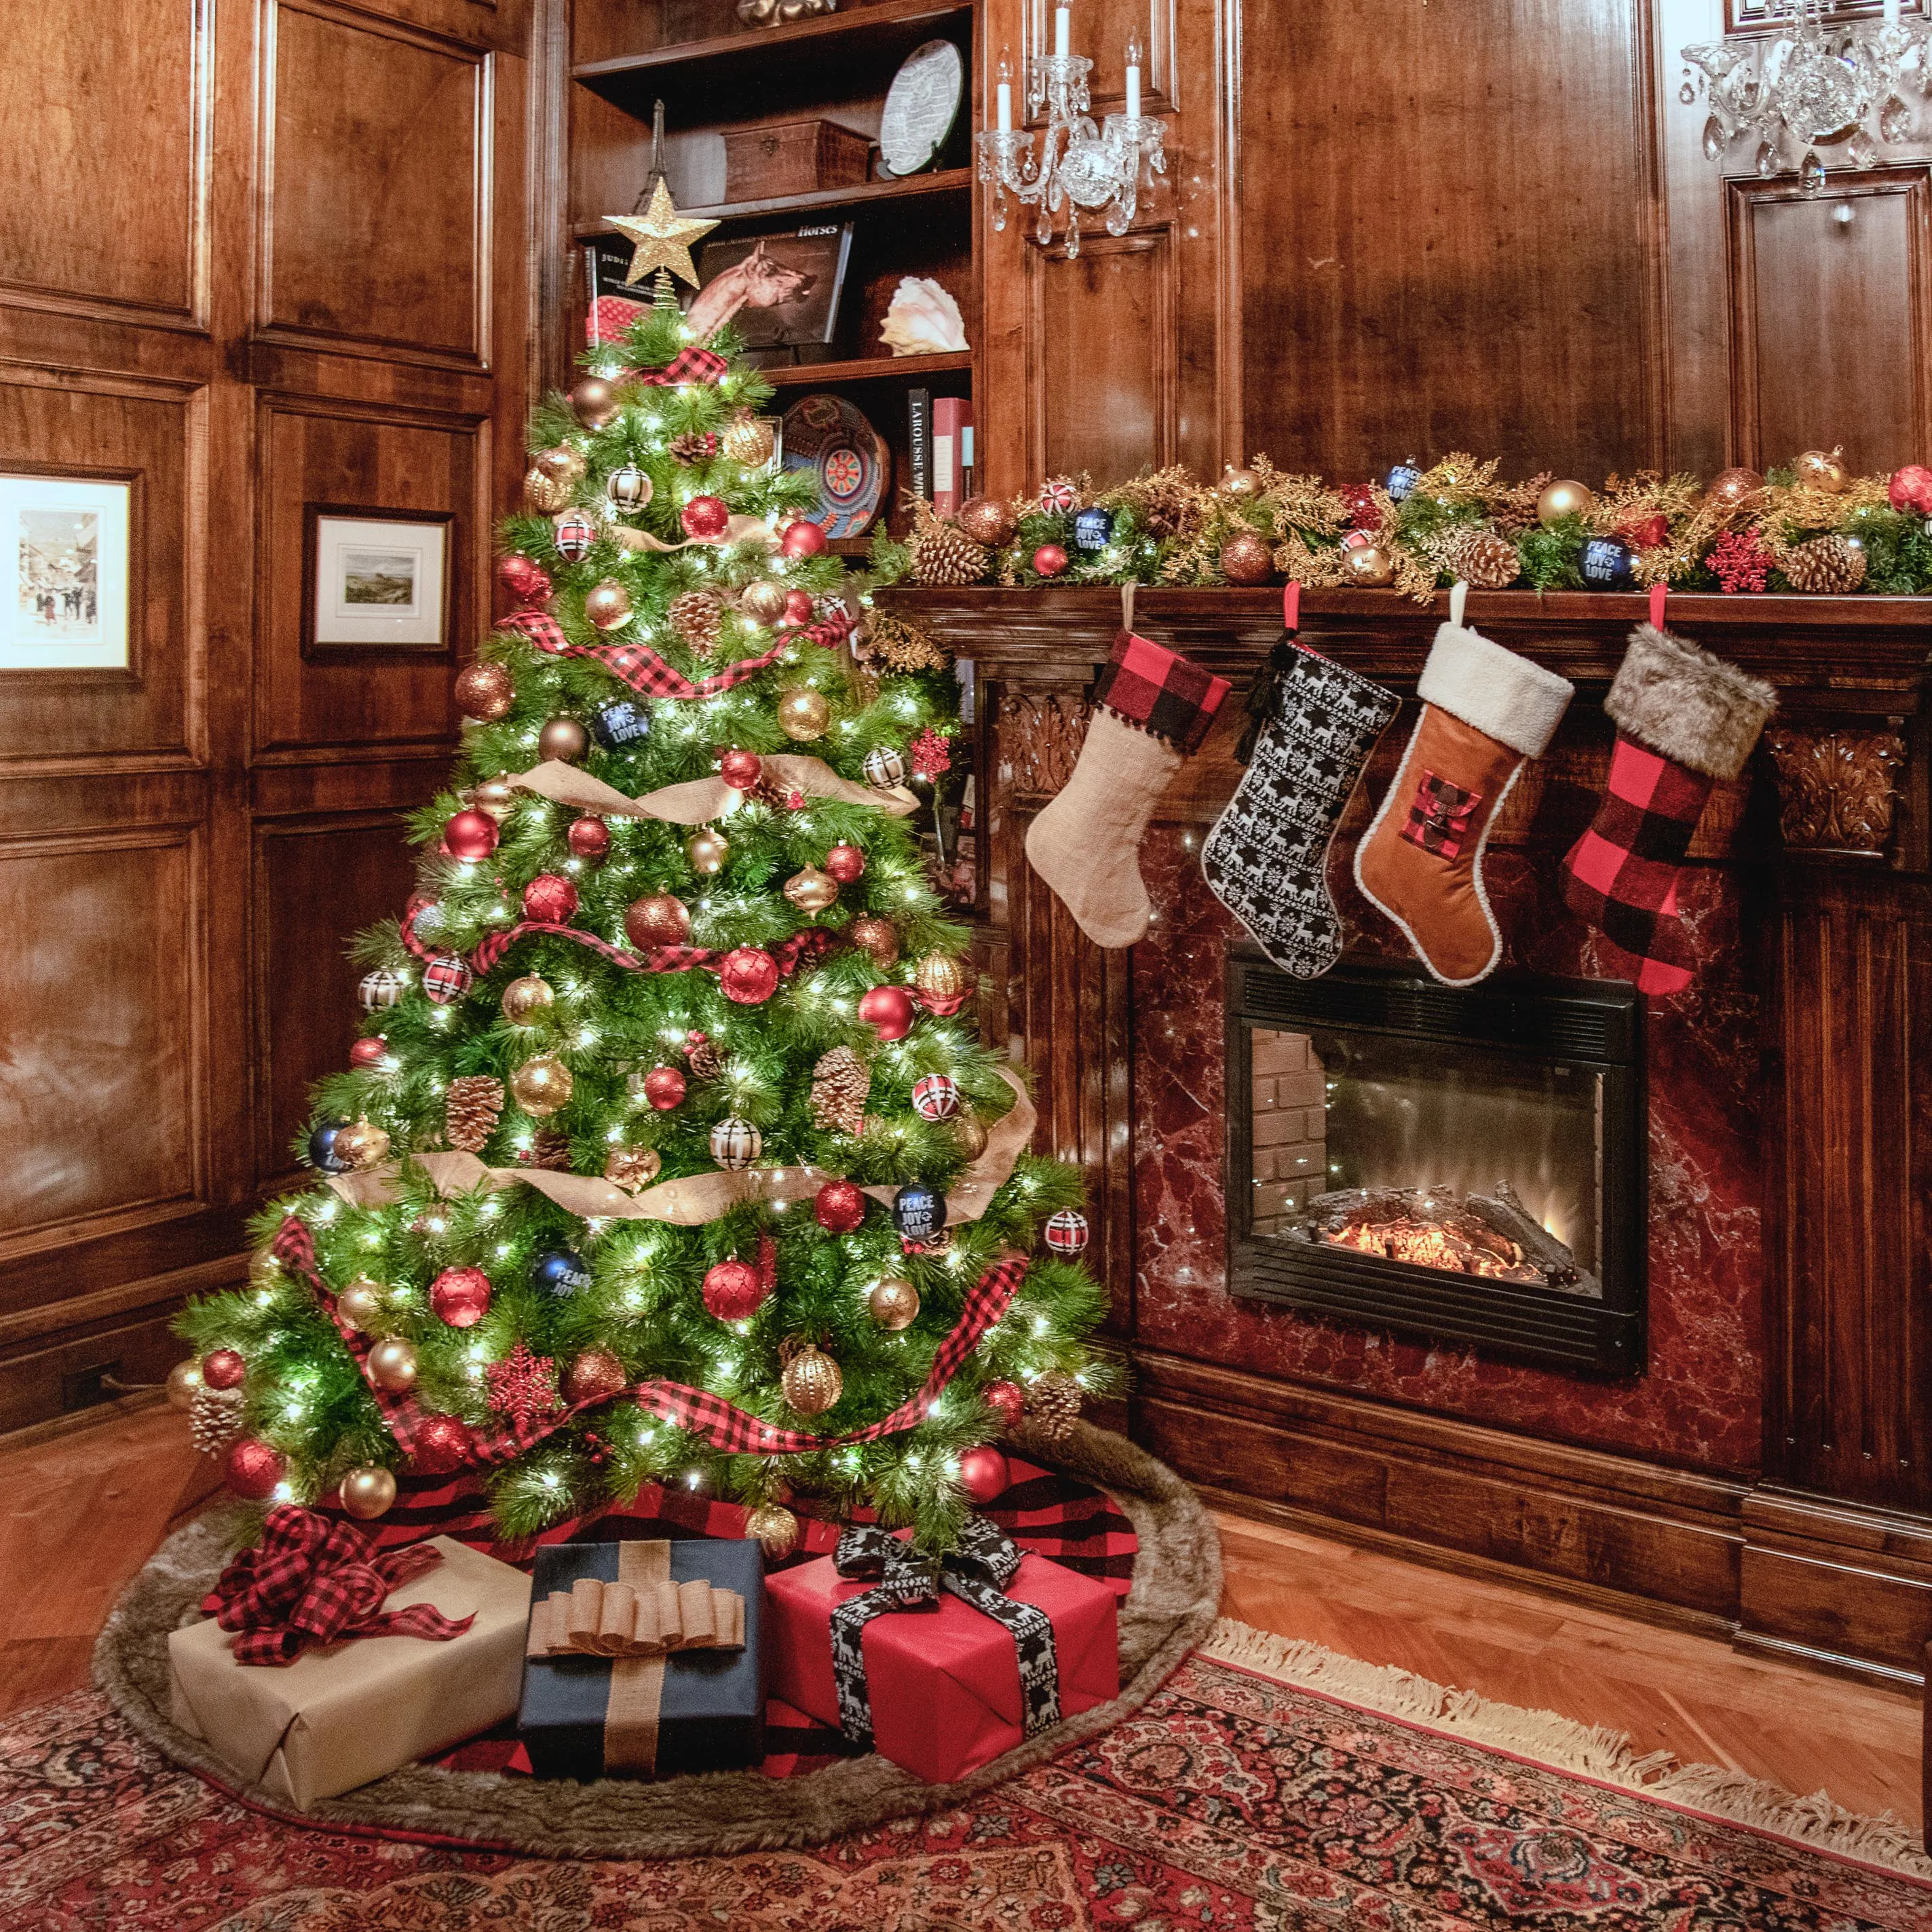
0, 0, 533, 1432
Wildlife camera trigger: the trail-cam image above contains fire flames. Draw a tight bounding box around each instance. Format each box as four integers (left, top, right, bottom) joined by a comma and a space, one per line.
1323, 1220, 1528, 1280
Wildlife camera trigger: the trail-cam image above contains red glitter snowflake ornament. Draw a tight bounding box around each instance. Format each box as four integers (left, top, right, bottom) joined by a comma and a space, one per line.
911, 727, 953, 779
1708, 529, 1774, 595
486, 1340, 562, 1433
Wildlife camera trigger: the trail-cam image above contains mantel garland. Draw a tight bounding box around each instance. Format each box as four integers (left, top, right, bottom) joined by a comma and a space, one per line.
873, 454, 1932, 601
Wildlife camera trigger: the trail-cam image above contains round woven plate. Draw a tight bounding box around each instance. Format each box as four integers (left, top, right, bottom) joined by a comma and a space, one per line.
781, 392, 890, 538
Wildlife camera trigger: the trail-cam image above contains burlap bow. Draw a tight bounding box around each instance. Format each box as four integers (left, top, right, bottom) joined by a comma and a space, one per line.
828, 1518, 1061, 1750
208, 1504, 475, 1666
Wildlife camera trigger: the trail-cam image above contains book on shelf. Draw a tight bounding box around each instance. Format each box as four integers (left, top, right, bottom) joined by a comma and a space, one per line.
907, 388, 932, 506
584, 239, 651, 349
933, 397, 972, 517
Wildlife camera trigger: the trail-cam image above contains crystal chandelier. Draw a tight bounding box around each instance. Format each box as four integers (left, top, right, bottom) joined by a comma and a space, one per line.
975, 3, 1166, 257
1683, 0, 1932, 190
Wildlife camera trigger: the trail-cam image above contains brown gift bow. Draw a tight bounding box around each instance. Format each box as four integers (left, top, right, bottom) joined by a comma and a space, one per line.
525, 1540, 746, 1776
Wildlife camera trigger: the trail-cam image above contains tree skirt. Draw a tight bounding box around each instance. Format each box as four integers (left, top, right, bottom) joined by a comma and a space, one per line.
14, 1621, 1928, 1926
93, 1422, 1223, 1857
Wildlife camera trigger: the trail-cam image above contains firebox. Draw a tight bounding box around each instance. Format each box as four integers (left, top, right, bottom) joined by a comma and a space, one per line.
1226, 953, 1645, 1373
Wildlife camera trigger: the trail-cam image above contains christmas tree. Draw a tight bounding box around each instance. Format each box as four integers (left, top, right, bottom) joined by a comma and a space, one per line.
175, 272, 1111, 1552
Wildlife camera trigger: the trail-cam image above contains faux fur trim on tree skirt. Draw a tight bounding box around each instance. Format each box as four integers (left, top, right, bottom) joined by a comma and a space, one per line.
93, 1422, 1221, 1859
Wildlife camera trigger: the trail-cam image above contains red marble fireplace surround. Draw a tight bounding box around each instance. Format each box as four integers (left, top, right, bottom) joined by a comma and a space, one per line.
879, 584, 1932, 1682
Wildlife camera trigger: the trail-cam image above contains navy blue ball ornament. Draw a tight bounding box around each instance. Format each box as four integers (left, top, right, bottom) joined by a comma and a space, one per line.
1072, 506, 1115, 553
1579, 535, 1637, 591
892, 1183, 947, 1244
593, 700, 651, 749
307, 1118, 351, 1173
534, 1248, 592, 1297
1386, 461, 1423, 504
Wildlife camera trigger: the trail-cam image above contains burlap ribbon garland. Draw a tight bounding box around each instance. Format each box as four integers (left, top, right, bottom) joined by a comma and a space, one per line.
600, 510, 776, 555
502, 752, 920, 825
326, 1064, 1036, 1228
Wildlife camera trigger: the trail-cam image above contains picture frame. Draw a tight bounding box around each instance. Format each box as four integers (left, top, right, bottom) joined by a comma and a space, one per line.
1724, 0, 1917, 25
685, 223, 854, 354
0, 471, 133, 673
304, 506, 454, 655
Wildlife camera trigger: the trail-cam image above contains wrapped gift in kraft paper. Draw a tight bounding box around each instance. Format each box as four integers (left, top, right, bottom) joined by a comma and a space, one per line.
518, 1537, 765, 1779
168, 1512, 530, 1809
765, 1519, 1119, 1785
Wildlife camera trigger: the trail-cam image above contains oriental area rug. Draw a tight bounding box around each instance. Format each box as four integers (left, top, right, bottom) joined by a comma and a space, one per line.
7, 1627, 1931, 1929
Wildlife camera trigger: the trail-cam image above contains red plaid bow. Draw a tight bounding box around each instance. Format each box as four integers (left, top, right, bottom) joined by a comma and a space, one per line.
206, 1505, 474, 1665
637, 346, 728, 385
501, 605, 852, 703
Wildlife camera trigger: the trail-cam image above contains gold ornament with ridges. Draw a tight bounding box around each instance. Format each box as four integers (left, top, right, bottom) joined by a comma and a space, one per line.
783, 865, 838, 913
510, 1053, 573, 1116
337, 1276, 387, 1334
501, 974, 554, 1026
781, 1341, 842, 1416
778, 686, 830, 740
915, 950, 968, 1002
868, 1276, 920, 1331
745, 1502, 801, 1561
523, 466, 573, 515
687, 827, 730, 875
721, 411, 776, 468
368, 1336, 419, 1392
1536, 479, 1595, 525
340, 1465, 398, 1520
738, 579, 787, 625
334, 1118, 391, 1171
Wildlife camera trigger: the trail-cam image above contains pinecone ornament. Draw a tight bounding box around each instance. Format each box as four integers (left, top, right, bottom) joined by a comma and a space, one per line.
810, 1046, 871, 1134
669, 590, 724, 652
1783, 533, 1867, 594
1027, 1371, 1082, 1445
445, 1074, 504, 1153
1432, 523, 1521, 590
520, 1128, 573, 1170
908, 519, 989, 588
189, 1385, 247, 1456
686, 1031, 723, 1080
669, 431, 719, 465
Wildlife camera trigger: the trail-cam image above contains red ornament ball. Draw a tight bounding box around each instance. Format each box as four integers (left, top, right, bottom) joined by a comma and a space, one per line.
225, 1438, 284, 1500
1032, 543, 1069, 577
681, 495, 731, 541
1891, 464, 1932, 514
814, 1178, 868, 1233
444, 808, 499, 861
349, 1035, 387, 1068
719, 945, 780, 1005
702, 1257, 768, 1322
411, 1413, 473, 1475
957, 1444, 1010, 1504
202, 1348, 246, 1390
984, 1379, 1027, 1428
857, 983, 917, 1040
780, 518, 827, 558
782, 588, 816, 625
643, 1064, 687, 1111
430, 1265, 493, 1328
626, 892, 690, 947
719, 749, 763, 791
497, 554, 552, 603
824, 842, 865, 884
567, 815, 611, 861
523, 873, 580, 924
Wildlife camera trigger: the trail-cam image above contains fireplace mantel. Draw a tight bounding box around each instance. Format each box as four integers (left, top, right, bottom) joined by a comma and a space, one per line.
879, 584, 1932, 1682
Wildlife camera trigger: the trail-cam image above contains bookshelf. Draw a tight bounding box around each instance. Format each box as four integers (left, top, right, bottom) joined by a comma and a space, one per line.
566, 0, 983, 544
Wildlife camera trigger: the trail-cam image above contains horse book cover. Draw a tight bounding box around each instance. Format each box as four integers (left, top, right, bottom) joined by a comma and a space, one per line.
686, 224, 854, 357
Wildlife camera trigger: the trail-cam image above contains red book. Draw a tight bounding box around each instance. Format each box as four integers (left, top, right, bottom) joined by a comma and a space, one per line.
933, 397, 973, 517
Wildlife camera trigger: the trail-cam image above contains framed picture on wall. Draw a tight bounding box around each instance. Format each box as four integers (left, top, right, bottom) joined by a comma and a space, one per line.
1, 472, 132, 672
305, 506, 453, 654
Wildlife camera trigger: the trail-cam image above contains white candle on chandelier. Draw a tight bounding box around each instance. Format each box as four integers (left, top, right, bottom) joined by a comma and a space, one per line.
1055, 2, 1071, 58
1125, 32, 1143, 117
996, 46, 1013, 130
1884, 0, 1901, 24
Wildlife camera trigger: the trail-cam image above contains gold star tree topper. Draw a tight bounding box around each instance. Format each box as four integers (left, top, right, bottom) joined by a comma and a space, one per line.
605, 181, 719, 290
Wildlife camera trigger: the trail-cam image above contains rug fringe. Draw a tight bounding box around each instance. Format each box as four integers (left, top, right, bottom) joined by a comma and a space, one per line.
1198, 1617, 1932, 1882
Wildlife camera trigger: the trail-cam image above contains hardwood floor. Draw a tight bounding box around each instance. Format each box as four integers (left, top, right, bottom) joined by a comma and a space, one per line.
0, 1404, 1917, 1835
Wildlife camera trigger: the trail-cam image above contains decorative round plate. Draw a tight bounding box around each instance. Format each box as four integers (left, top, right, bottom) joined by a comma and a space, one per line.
879, 39, 965, 178
781, 393, 890, 538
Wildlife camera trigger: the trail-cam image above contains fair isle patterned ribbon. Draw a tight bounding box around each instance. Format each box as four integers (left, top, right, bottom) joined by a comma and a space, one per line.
500, 604, 852, 703
271, 1218, 1027, 1467
826, 1520, 1061, 1750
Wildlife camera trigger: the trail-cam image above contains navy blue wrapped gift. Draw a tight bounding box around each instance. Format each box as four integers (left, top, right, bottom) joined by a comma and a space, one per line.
518, 1538, 765, 1780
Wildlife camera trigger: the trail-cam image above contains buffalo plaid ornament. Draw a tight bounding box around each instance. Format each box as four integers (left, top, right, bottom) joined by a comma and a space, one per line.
421, 953, 473, 1005
1024, 630, 1232, 949
1561, 622, 1775, 996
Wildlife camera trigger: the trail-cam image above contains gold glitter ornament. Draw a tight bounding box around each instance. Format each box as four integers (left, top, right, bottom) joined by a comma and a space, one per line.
778, 687, 830, 740
510, 1053, 573, 1116
957, 495, 1017, 548
780, 1340, 842, 1416
501, 974, 555, 1025
1705, 466, 1765, 512
745, 1502, 801, 1561
686, 827, 730, 875
783, 865, 838, 913
849, 915, 899, 968
914, 950, 968, 1002
868, 1276, 920, 1331
340, 1466, 398, 1519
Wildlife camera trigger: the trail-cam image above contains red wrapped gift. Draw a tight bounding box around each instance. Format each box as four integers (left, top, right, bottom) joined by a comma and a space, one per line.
765, 1519, 1118, 1785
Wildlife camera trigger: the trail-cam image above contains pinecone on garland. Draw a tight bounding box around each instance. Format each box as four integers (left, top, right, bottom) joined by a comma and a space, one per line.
520, 1128, 573, 1170
1782, 533, 1867, 594
189, 1385, 246, 1456
1431, 523, 1521, 590
669, 590, 724, 653
669, 431, 719, 465
908, 515, 989, 588
810, 1046, 871, 1134
445, 1074, 504, 1153
1026, 1371, 1082, 1445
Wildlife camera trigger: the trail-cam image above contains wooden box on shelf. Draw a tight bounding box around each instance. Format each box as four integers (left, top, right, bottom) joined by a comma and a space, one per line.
723, 119, 872, 202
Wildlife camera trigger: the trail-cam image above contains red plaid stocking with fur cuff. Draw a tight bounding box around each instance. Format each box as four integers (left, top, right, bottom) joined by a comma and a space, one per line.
1025, 630, 1231, 949
1561, 623, 1775, 996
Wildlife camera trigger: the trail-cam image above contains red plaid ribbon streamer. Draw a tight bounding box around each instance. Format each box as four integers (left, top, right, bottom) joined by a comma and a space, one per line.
638, 346, 728, 385
204, 1504, 474, 1665
500, 604, 851, 702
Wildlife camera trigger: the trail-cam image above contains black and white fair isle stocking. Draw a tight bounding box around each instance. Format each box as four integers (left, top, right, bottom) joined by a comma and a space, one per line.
1201, 632, 1401, 980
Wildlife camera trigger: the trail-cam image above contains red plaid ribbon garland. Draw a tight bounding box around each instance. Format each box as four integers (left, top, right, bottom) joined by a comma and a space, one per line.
500, 604, 851, 703
205, 1504, 474, 1665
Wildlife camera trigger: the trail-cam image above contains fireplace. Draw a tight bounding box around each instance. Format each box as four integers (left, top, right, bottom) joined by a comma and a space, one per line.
1226, 955, 1646, 1372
